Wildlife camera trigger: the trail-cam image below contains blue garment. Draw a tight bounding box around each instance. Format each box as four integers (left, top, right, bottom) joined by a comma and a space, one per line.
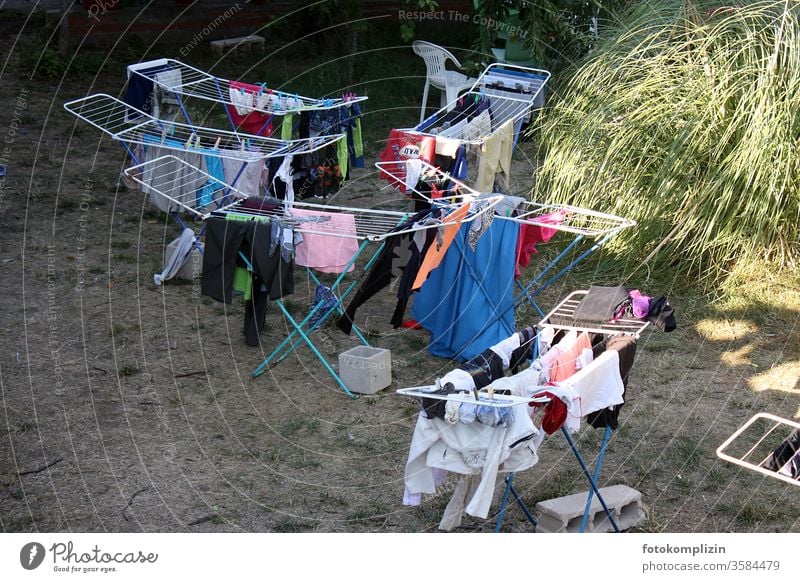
345, 103, 364, 168
197, 152, 226, 208
411, 218, 519, 361
451, 145, 468, 181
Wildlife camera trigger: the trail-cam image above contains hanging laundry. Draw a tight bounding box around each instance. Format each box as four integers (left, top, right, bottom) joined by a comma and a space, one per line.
337, 208, 442, 335
151, 69, 182, 121
227, 81, 274, 136
196, 150, 227, 208
124, 64, 171, 120
549, 331, 593, 383
586, 334, 637, 429
411, 202, 471, 290
555, 349, 626, 424
475, 118, 514, 193
403, 403, 538, 519
346, 101, 365, 168
761, 428, 800, 479
515, 211, 566, 278
378, 129, 435, 194
390, 226, 438, 327
222, 157, 264, 198
411, 217, 520, 360
154, 228, 195, 286
290, 208, 359, 274
202, 216, 295, 347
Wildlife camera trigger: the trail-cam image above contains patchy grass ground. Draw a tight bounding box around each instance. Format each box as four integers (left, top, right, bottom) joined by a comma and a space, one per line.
1, 24, 799, 534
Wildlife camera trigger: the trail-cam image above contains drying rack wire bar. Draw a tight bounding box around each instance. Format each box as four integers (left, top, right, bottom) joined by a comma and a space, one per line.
127, 58, 368, 116
396, 386, 549, 407
503, 201, 636, 238
405, 63, 550, 146
538, 290, 651, 337
213, 194, 503, 242
716, 413, 800, 488
124, 155, 248, 219
63, 94, 342, 160
375, 160, 636, 238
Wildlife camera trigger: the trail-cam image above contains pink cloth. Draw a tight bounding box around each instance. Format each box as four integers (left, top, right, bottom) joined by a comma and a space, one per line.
291, 208, 359, 273
514, 211, 566, 278
550, 332, 592, 383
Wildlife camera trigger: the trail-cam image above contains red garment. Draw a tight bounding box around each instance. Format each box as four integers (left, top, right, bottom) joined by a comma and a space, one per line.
378, 129, 435, 194
514, 211, 566, 278
227, 80, 273, 137
529, 390, 568, 435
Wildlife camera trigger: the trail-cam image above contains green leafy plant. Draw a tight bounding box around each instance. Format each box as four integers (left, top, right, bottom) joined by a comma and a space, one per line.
472, 0, 627, 69
400, 0, 440, 42
533, 0, 800, 290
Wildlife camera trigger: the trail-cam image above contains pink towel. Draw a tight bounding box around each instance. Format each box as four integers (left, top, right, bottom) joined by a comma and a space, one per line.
291, 208, 359, 273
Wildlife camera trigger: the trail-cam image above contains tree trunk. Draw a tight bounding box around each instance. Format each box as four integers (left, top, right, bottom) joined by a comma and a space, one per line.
347, 26, 357, 89
58, 0, 71, 57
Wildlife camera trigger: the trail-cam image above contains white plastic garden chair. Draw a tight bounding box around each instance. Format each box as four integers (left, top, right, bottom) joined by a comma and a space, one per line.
412, 40, 475, 123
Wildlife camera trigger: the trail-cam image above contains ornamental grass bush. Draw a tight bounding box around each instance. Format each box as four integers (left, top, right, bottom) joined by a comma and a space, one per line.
533, 0, 800, 289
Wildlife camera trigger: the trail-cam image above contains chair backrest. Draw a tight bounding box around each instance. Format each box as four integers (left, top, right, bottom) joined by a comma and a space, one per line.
412, 40, 462, 84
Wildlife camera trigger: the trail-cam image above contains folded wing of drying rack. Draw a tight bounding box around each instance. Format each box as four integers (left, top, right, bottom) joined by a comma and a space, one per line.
63, 94, 342, 161
538, 290, 651, 337
123, 154, 249, 220
126, 58, 368, 118
404, 63, 549, 146
216, 195, 502, 398
717, 413, 800, 487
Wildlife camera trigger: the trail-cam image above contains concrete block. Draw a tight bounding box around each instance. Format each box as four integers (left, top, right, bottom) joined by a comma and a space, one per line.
534, 484, 644, 533
164, 237, 202, 281
338, 346, 391, 395
210, 35, 265, 55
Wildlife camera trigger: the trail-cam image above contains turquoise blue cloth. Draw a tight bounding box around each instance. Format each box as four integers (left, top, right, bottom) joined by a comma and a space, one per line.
197, 152, 225, 208
411, 218, 520, 361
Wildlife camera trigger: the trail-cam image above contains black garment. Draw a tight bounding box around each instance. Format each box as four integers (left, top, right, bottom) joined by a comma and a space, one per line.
458, 348, 505, 389
201, 217, 294, 346
420, 384, 464, 420
123, 64, 170, 116
762, 428, 800, 476
337, 208, 438, 335
390, 227, 437, 327
572, 285, 629, 322
646, 296, 677, 332
586, 334, 637, 429
509, 326, 537, 374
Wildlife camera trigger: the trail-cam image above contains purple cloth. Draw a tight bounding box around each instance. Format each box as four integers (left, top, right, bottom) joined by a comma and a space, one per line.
628, 289, 651, 318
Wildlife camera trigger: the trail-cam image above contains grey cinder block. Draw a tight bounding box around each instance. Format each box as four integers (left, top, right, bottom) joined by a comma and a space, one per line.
338, 346, 392, 395
534, 484, 644, 533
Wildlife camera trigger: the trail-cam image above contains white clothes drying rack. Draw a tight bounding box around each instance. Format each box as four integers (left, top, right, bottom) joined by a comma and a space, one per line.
405, 63, 550, 146
397, 289, 651, 531
215, 195, 503, 398
717, 413, 800, 488
127, 58, 368, 117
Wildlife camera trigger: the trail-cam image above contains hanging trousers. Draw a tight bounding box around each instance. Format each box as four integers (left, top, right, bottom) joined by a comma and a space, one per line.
201, 217, 294, 346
